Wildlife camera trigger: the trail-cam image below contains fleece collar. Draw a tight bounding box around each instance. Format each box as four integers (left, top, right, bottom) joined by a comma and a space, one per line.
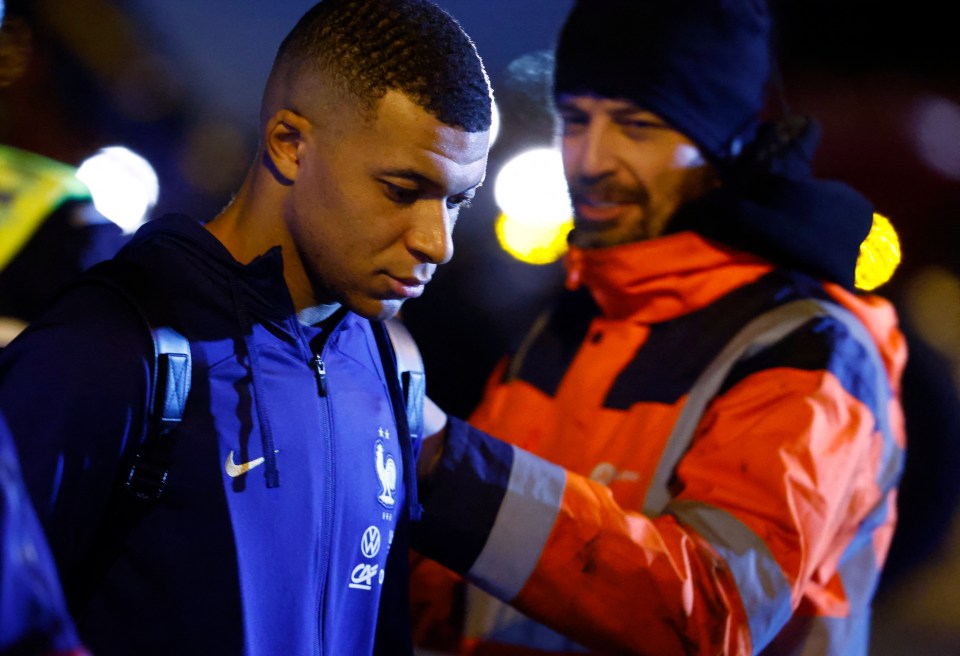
667, 173, 874, 291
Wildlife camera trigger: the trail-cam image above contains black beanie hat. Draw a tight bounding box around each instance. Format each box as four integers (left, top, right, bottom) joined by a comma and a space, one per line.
554, 0, 772, 164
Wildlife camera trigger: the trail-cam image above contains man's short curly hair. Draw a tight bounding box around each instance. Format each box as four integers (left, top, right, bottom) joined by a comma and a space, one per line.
272, 0, 491, 132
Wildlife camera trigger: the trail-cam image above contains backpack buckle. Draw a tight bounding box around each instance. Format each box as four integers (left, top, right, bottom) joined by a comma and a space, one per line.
126, 453, 169, 501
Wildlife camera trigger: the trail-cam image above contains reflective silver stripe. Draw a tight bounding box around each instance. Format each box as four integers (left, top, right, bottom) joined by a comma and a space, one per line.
643, 298, 895, 515
663, 300, 898, 655
643, 300, 836, 514
810, 301, 902, 493
836, 524, 881, 613
668, 500, 792, 652
468, 446, 566, 601
762, 613, 871, 656
506, 308, 552, 381
656, 299, 903, 654
463, 585, 589, 652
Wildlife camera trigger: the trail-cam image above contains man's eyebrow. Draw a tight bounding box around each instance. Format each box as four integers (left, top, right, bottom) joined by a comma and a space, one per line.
380, 168, 483, 193
608, 106, 664, 124
380, 169, 439, 187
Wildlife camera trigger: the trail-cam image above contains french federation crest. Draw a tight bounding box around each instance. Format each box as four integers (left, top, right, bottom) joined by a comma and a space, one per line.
375, 439, 396, 508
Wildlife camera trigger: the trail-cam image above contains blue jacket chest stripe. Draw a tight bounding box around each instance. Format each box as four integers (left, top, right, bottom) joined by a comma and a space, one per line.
720, 319, 888, 417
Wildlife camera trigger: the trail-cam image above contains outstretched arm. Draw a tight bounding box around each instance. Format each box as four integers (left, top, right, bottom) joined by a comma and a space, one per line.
413, 365, 901, 655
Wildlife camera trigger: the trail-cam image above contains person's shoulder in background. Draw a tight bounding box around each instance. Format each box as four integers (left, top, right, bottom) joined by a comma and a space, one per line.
0, 412, 89, 656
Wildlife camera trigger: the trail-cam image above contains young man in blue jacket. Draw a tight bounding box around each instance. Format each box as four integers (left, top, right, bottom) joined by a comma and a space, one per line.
0, 1, 491, 654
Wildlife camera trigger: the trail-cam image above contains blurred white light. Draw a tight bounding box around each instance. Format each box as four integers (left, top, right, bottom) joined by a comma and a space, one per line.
76, 146, 159, 233
494, 147, 571, 226
493, 147, 572, 264
911, 96, 960, 181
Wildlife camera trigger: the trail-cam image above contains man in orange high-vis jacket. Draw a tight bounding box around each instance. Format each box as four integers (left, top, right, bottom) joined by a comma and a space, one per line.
409, 1, 907, 654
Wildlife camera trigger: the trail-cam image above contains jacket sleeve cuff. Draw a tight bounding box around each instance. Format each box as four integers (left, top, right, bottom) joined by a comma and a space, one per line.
412, 417, 566, 601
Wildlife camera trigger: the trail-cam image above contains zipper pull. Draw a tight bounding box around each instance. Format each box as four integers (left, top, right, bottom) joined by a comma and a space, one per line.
313, 354, 328, 396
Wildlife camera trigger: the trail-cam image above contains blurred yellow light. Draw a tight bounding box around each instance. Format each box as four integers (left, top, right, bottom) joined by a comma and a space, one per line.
855, 213, 901, 291
495, 212, 572, 265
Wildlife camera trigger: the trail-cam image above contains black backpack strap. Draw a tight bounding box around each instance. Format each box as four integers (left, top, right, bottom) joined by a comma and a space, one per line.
61, 259, 191, 612
150, 327, 192, 433
125, 324, 191, 501
76, 260, 191, 501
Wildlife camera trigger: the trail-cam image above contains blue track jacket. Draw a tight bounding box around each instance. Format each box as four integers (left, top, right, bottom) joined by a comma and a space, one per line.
0, 214, 413, 655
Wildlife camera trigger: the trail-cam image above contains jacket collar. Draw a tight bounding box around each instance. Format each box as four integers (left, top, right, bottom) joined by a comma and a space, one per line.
564, 231, 772, 323
123, 213, 295, 322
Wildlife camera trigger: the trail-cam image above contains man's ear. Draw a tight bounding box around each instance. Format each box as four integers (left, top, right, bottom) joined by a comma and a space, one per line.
264, 109, 311, 183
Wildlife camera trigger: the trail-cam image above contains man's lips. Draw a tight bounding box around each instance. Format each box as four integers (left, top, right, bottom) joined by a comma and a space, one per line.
384, 274, 430, 299
573, 197, 638, 223
575, 203, 625, 223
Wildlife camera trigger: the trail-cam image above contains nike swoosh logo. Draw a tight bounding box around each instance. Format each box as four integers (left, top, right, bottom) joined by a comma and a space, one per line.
225, 450, 265, 478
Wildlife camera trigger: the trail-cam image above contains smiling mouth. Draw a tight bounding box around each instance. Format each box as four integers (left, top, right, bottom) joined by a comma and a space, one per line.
573, 198, 638, 224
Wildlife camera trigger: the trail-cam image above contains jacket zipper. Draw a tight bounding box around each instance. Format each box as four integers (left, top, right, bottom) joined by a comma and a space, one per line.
312, 346, 334, 655
313, 354, 328, 396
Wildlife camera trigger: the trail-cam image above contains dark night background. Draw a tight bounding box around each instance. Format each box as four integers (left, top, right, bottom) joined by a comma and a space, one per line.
2, 2, 959, 652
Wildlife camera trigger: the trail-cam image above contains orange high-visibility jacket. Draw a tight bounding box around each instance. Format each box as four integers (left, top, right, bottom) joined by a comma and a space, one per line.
411, 232, 906, 655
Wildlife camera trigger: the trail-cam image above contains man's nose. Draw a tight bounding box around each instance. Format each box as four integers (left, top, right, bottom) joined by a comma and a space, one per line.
566, 122, 616, 179
407, 202, 454, 265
